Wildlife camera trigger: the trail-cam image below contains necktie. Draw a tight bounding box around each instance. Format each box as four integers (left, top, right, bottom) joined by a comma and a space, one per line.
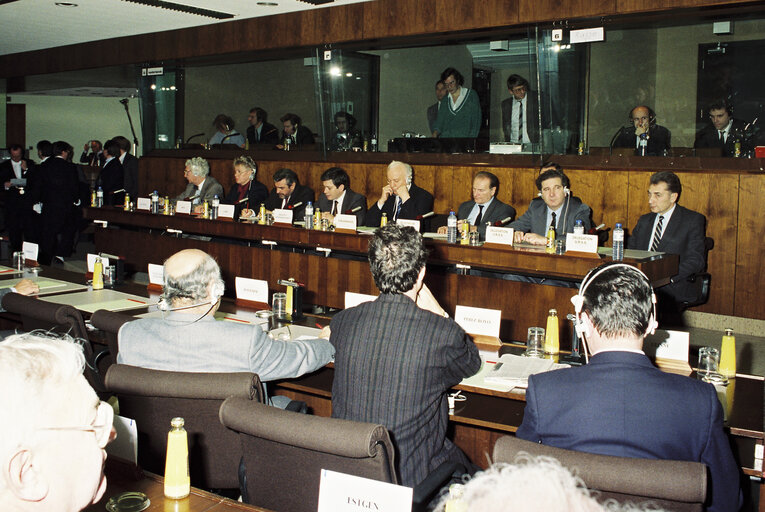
394, 197, 402, 221
550, 211, 557, 232
332, 200, 338, 216
474, 205, 484, 226
517, 101, 524, 142
651, 215, 664, 251
719, 130, 725, 143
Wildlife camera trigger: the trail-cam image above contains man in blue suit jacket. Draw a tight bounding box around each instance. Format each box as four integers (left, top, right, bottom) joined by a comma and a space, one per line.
517, 263, 741, 512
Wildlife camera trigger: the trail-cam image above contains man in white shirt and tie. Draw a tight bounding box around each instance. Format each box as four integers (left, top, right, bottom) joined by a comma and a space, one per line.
317, 167, 367, 226
364, 161, 434, 230
501, 74, 544, 145
627, 171, 706, 307
694, 100, 749, 157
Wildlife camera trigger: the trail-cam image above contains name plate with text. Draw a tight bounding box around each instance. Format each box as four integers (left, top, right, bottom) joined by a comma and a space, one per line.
235, 277, 269, 303
175, 200, 192, 215
22, 242, 39, 263
485, 226, 514, 246
148, 264, 164, 286
318, 469, 412, 512
272, 208, 294, 224
218, 204, 235, 219
454, 305, 501, 338
334, 213, 357, 231
136, 197, 151, 211
566, 233, 598, 253
87, 253, 110, 272
344, 291, 377, 308
396, 218, 420, 232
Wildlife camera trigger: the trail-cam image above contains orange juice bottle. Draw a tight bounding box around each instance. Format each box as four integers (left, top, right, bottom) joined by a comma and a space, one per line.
719, 328, 736, 379
544, 309, 559, 355
164, 417, 190, 499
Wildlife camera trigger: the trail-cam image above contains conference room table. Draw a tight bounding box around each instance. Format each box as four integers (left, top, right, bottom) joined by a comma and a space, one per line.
0, 263, 762, 509
83, 206, 679, 349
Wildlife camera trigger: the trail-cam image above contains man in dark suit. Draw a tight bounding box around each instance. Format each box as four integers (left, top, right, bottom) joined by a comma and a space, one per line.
328, 224, 480, 487
365, 161, 434, 230
97, 139, 125, 206
278, 113, 315, 148
34, 141, 81, 264
316, 167, 366, 226
113, 135, 139, 198
694, 100, 749, 157
426, 79, 446, 134
438, 171, 515, 240
173, 157, 224, 207
517, 263, 741, 512
79, 139, 104, 166
627, 171, 706, 307
0, 144, 34, 250
613, 105, 671, 156
501, 74, 554, 145
510, 163, 591, 245
246, 107, 280, 147
263, 167, 314, 219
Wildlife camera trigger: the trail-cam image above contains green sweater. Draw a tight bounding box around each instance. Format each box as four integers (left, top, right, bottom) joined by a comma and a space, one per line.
433, 88, 481, 138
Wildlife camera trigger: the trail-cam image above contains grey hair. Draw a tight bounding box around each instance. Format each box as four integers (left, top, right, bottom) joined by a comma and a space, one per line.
185, 157, 210, 177
233, 155, 257, 181
388, 160, 413, 182
163, 252, 224, 305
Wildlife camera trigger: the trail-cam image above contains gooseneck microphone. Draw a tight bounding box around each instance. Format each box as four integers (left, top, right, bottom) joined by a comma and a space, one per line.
416, 211, 435, 220
345, 205, 363, 214
185, 133, 205, 144
493, 216, 513, 226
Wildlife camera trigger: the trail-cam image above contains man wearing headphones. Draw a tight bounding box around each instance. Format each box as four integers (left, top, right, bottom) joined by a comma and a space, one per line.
117, 249, 334, 407
509, 163, 591, 245
694, 100, 749, 157
517, 263, 741, 512
613, 105, 671, 156
365, 160, 434, 230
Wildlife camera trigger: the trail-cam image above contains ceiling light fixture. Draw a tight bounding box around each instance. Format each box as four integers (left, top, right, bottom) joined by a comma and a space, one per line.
55, 2, 78, 6
256, 2, 278, 5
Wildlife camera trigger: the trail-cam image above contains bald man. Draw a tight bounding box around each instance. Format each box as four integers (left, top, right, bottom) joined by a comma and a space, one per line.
117, 249, 334, 406
613, 105, 671, 156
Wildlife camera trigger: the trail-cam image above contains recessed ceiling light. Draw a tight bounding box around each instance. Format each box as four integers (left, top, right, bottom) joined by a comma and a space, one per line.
257, 2, 278, 5
55, 2, 78, 7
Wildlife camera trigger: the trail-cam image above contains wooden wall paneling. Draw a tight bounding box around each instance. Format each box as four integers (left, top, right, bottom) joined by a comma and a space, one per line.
509, 166, 543, 216
617, 0, 753, 14
434, 0, 519, 32
452, 425, 507, 470
517, 0, 615, 23
361, 0, 438, 40
626, 171, 653, 232
734, 174, 765, 319
445, 166, 476, 213
568, 168, 630, 243
310, 3, 366, 46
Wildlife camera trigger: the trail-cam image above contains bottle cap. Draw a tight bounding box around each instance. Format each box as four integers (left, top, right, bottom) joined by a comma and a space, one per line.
170, 417, 185, 428
615, 223, 622, 228
724, 328, 734, 336
548, 308, 557, 316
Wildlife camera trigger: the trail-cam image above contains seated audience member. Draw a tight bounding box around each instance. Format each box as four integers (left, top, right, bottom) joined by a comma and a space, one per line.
517, 263, 741, 512
694, 100, 750, 157
0, 279, 39, 306
510, 163, 591, 245
435, 456, 609, 512
97, 139, 125, 206
173, 157, 224, 208
208, 114, 245, 148
246, 107, 280, 146
365, 160, 434, 229
113, 135, 139, 199
278, 113, 315, 148
79, 139, 104, 166
627, 171, 706, 308
0, 333, 115, 511
328, 224, 480, 487
427, 79, 446, 134
0, 143, 34, 251
263, 167, 314, 219
432, 67, 481, 138
118, 249, 334, 407
438, 171, 515, 240
613, 106, 671, 156
328, 111, 362, 151
223, 156, 268, 219
316, 167, 367, 226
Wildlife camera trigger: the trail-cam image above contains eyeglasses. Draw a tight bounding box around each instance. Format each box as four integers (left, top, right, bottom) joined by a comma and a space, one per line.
444, 80, 456, 86
37, 401, 114, 448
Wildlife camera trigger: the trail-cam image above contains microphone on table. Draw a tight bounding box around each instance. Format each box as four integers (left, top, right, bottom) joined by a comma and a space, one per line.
287, 201, 303, 210
344, 206, 363, 214
416, 211, 435, 219
237, 197, 250, 204
493, 216, 513, 226
186, 194, 200, 202
110, 188, 126, 195
185, 133, 205, 144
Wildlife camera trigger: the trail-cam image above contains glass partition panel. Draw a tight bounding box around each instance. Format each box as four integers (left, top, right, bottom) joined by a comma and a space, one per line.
139, 69, 181, 151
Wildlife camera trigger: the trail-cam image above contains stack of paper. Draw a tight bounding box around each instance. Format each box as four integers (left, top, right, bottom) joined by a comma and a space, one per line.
483, 353, 569, 389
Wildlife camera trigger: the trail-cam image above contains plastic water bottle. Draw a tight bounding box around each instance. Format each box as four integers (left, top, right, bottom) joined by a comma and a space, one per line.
573, 219, 585, 235
447, 211, 458, 243
96, 187, 104, 207
211, 194, 220, 219
612, 223, 624, 261
151, 191, 159, 214
304, 201, 314, 230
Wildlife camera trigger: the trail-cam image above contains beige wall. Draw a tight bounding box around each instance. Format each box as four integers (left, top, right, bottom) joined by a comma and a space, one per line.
11, 94, 143, 156
0, 79, 6, 146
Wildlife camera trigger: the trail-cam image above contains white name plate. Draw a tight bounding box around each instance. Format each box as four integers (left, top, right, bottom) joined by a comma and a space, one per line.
136, 197, 151, 211
485, 226, 514, 246
87, 253, 110, 273
334, 213, 357, 231
272, 208, 294, 224
218, 204, 235, 219
148, 263, 164, 286
455, 305, 501, 338
566, 233, 598, 253
396, 218, 420, 232
318, 469, 412, 512
175, 200, 192, 214
345, 291, 377, 309
22, 241, 39, 263
235, 276, 269, 303
645, 329, 690, 363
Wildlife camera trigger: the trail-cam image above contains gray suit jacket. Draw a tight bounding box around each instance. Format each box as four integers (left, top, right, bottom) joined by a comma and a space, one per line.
509, 196, 591, 237
174, 176, 224, 203
456, 198, 516, 239
317, 189, 367, 225
117, 312, 334, 381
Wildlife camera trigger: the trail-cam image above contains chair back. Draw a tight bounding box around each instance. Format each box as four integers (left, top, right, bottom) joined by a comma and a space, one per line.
219, 397, 397, 512
493, 436, 707, 511
90, 309, 133, 363
105, 364, 263, 490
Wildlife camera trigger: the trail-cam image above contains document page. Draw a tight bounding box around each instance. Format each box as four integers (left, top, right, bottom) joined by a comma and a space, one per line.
483, 353, 569, 388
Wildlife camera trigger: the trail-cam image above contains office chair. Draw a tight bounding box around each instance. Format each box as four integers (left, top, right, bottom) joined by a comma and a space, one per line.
219, 397, 461, 512
105, 364, 264, 492
681, 236, 714, 310
493, 436, 707, 511
89, 308, 134, 367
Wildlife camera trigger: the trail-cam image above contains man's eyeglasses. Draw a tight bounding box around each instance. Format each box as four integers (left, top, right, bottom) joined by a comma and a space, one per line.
37, 401, 114, 448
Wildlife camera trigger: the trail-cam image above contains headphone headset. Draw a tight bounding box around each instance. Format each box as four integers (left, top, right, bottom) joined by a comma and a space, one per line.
628, 107, 656, 127
570, 263, 658, 359
538, 186, 569, 197
406, 174, 412, 186
157, 278, 225, 312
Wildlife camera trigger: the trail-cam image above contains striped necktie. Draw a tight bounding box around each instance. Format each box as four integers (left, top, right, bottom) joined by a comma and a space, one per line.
393, 197, 401, 221
651, 215, 664, 251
